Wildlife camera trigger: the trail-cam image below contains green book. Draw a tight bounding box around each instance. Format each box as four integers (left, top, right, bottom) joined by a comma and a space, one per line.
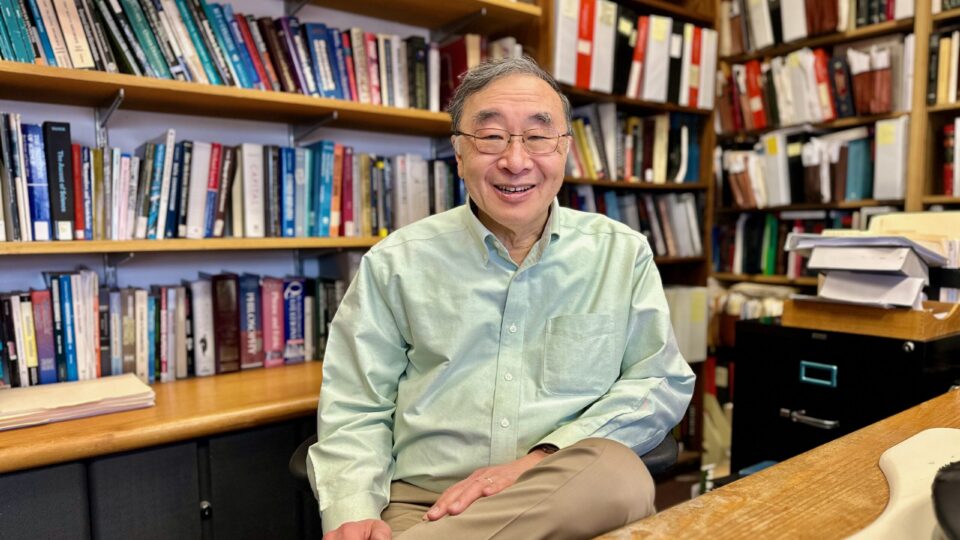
764, 214, 778, 276
118, 0, 171, 78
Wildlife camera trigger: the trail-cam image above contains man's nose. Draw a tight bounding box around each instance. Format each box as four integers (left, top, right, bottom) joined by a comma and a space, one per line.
499, 136, 531, 172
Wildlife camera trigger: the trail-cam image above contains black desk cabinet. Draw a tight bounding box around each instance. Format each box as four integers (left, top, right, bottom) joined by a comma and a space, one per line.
731, 319, 960, 472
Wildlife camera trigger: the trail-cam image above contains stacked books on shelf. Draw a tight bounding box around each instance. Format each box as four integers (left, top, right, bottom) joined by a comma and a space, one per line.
0, 0, 524, 112
718, 0, 914, 57
716, 34, 914, 134
0, 268, 351, 389
717, 118, 908, 207
552, 0, 718, 109
0, 114, 464, 243
925, 26, 960, 107
567, 105, 702, 183
560, 187, 704, 258
940, 121, 960, 196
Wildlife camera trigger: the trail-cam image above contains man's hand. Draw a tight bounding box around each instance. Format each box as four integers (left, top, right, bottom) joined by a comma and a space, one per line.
322, 519, 392, 540
423, 449, 552, 522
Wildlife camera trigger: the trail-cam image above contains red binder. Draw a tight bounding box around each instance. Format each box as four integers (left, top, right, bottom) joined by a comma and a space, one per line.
575, 0, 596, 89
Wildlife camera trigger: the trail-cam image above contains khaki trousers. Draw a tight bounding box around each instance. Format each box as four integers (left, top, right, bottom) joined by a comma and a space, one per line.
381, 438, 656, 540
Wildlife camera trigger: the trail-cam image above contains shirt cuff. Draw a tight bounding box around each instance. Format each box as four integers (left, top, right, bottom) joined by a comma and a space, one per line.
320, 491, 388, 535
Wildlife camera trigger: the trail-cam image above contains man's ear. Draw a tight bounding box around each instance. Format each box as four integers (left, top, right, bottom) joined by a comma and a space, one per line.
451, 136, 465, 178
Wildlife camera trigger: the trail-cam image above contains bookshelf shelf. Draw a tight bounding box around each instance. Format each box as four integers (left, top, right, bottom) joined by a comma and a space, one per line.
927, 101, 960, 114
310, 0, 541, 34
561, 85, 711, 116
655, 256, 707, 265
715, 199, 904, 214
621, 0, 715, 26
932, 7, 960, 23
922, 195, 960, 205
719, 18, 915, 64
0, 237, 382, 256
0, 61, 452, 136
717, 111, 911, 142
565, 178, 709, 190
712, 272, 818, 286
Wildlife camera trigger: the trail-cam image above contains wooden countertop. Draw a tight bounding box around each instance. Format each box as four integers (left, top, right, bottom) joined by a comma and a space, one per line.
598, 389, 960, 539
0, 362, 323, 473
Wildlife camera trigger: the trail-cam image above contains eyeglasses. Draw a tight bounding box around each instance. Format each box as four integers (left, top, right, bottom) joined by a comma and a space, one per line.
452, 128, 571, 155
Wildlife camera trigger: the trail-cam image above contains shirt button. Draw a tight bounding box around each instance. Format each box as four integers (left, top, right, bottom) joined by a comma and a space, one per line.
500, 418, 510, 428
509, 324, 518, 333
504, 373, 514, 381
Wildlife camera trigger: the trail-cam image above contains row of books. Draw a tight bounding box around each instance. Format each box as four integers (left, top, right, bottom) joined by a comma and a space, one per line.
560, 187, 703, 258
567, 106, 702, 184
717, 119, 909, 208
716, 35, 913, 134
0, 115, 465, 243
942, 120, 960, 196
926, 27, 960, 107
0, 0, 519, 111
552, 0, 718, 109
719, 0, 913, 57
0, 269, 349, 389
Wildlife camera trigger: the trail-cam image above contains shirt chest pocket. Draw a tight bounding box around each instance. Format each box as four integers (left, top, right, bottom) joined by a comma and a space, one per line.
542, 313, 619, 396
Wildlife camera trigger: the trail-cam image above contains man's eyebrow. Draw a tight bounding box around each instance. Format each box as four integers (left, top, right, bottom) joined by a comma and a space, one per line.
471, 110, 554, 125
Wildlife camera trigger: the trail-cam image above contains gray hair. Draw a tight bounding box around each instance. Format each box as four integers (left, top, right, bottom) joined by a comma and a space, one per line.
447, 55, 572, 135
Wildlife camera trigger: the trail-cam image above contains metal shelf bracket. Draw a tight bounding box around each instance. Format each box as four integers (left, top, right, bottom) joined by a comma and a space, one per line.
291, 112, 338, 146
95, 89, 125, 148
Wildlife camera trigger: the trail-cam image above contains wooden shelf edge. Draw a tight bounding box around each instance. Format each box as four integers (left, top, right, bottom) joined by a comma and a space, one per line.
932, 7, 960, 23
928, 101, 960, 113
0, 61, 452, 135
0, 237, 382, 255
711, 272, 818, 286
565, 178, 709, 190
310, 0, 541, 30
561, 85, 712, 116
922, 195, 960, 205
718, 111, 910, 141
655, 256, 707, 265
623, 0, 715, 26
715, 199, 904, 213
719, 18, 914, 64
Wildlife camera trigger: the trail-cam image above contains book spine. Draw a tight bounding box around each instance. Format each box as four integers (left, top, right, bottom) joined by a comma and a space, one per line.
137, 0, 182, 78
176, 139, 192, 237
81, 145, 92, 239
164, 141, 183, 238
281, 277, 304, 364
172, 0, 220, 84
25, 0, 58, 64
1, 296, 22, 387
260, 277, 283, 367
70, 143, 84, 239
222, 2, 259, 89
276, 16, 310, 94
0, 0, 26, 62
146, 293, 156, 382
108, 288, 121, 374
58, 274, 77, 381
18, 295, 39, 385
264, 145, 281, 237
238, 273, 263, 369
97, 287, 109, 376
186, 0, 232, 85
118, 0, 170, 77
241, 13, 276, 91
259, 16, 296, 92
52, 0, 94, 67
1, 0, 35, 62
73, 0, 105, 71
203, 142, 221, 237
93, 0, 143, 75
331, 30, 350, 101
294, 147, 307, 237
29, 290, 54, 384
120, 287, 135, 373
85, 0, 120, 72
212, 144, 235, 237
203, 1, 246, 87
9, 113, 33, 242
280, 146, 295, 237
145, 141, 165, 238
36, 0, 70, 65
211, 274, 239, 373
134, 288, 147, 382
21, 123, 52, 241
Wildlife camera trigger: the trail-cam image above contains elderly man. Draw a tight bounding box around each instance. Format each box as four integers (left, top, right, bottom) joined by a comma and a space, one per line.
309, 56, 695, 540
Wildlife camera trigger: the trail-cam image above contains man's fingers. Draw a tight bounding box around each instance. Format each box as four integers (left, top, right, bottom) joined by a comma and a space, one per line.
447, 476, 492, 515
424, 479, 469, 520
370, 520, 392, 540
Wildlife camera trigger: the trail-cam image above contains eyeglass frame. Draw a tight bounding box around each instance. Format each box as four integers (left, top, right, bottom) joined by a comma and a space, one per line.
451, 128, 573, 155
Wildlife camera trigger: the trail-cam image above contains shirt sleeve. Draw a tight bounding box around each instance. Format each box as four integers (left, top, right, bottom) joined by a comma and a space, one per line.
534, 243, 696, 455
307, 254, 409, 534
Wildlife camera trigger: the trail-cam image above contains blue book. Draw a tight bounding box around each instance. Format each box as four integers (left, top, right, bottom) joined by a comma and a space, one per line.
382, 158, 393, 233
318, 141, 335, 236
21, 123, 52, 241
221, 3, 260, 89
164, 142, 184, 238
82, 147, 93, 240
330, 30, 350, 101
203, 1, 250, 88
603, 191, 621, 222
58, 274, 78, 382
845, 139, 874, 201
0, 1, 15, 62
310, 145, 323, 236
109, 289, 122, 375
304, 149, 316, 237
24, 0, 56, 65
0, 0, 33, 62
302, 23, 338, 99
173, 0, 222, 85
145, 143, 166, 239
282, 278, 305, 364
147, 295, 156, 383
280, 146, 296, 237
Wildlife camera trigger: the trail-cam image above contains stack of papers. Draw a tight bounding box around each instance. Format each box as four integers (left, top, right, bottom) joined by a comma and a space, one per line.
785, 233, 947, 309
0, 374, 155, 432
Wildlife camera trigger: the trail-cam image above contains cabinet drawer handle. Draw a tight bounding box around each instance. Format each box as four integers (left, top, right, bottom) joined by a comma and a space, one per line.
799, 360, 838, 388
779, 408, 840, 430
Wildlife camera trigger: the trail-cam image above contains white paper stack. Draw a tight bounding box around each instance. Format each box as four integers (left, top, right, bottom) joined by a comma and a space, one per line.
0, 374, 155, 431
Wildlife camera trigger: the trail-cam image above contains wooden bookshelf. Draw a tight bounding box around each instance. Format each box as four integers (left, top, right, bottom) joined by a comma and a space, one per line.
311, 0, 541, 34
621, 0, 716, 26
715, 199, 905, 214
0, 237, 382, 256
932, 7, 960, 23
565, 178, 709, 190
720, 18, 915, 64
561, 85, 712, 116
0, 61, 452, 136
655, 256, 707, 265
711, 272, 819, 287
717, 111, 911, 142
926, 101, 960, 114
922, 195, 960, 205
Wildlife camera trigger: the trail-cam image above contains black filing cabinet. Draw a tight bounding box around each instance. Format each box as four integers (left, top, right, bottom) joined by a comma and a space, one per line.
731, 319, 960, 472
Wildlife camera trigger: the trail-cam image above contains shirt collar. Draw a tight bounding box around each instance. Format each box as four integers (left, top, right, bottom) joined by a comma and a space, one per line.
461, 198, 563, 267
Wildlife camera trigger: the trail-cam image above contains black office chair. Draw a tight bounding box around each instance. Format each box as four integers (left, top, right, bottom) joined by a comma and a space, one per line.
289, 434, 679, 493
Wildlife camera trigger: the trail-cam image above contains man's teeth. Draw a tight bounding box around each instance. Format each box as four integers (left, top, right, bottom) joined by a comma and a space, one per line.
496, 185, 533, 193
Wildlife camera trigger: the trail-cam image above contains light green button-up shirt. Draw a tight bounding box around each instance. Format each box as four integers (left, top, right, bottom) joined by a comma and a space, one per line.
309, 199, 695, 533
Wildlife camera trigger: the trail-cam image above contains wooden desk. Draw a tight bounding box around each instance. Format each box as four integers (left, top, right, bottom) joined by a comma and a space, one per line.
599, 389, 960, 539
0, 361, 323, 473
